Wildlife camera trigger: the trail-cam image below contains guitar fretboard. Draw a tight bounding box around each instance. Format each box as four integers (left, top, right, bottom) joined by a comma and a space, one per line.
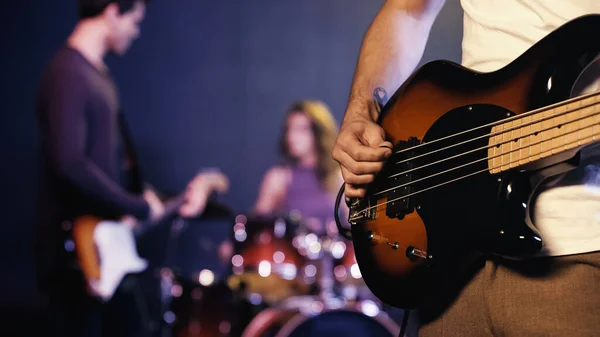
488, 93, 600, 174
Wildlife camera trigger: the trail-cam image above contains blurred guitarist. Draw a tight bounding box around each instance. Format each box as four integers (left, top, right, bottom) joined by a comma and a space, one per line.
34, 1, 228, 337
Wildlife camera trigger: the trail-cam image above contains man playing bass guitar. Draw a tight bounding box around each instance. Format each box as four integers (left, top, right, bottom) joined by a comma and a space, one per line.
333, 1, 600, 336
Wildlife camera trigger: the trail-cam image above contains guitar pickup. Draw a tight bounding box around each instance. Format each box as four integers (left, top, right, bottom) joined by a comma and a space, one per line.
385, 137, 420, 220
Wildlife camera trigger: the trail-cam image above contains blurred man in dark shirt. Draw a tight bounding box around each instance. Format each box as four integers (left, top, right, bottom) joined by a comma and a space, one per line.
35, 1, 228, 336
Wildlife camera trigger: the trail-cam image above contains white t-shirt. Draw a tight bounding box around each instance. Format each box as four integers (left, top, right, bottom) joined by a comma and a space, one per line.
460, 0, 600, 257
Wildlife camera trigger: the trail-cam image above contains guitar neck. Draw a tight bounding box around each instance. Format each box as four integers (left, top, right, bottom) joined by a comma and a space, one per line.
162, 194, 186, 220
488, 91, 600, 174
134, 194, 186, 236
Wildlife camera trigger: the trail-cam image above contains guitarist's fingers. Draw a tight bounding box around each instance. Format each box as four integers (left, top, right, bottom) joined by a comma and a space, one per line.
333, 135, 391, 164
346, 144, 391, 162
207, 173, 229, 192
189, 173, 230, 193
337, 151, 386, 176
344, 183, 367, 198
214, 175, 230, 192
341, 166, 376, 185
179, 192, 208, 218
378, 141, 394, 151
120, 215, 137, 229
143, 189, 165, 220
187, 176, 208, 192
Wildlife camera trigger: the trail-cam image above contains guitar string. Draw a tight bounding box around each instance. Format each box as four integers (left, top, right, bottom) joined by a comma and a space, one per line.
353, 115, 600, 215
391, 99, 598, 169
389, 90, 600, 156
371, 107, 600, 196
385, 101, 594, 182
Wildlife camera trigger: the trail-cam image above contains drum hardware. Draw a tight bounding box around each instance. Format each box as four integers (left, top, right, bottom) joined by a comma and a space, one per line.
158, 217, 187, 337
153, 202, 236, 337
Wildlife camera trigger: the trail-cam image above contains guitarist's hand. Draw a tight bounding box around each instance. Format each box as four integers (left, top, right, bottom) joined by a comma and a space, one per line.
144, 189, 165, 222
120, 215, 138, 229
120, 189, 165, 226
179, 170, 229, 218
332, 116, 392, 198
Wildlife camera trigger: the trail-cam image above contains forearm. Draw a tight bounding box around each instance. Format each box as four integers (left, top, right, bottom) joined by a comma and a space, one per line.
253, 168, 286, 215
253, 192, 280, 215
345, 0, 445, 122
60, 159, 150, 219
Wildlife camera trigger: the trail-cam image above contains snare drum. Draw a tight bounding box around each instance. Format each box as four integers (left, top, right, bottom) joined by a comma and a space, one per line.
227, 215, 310, 304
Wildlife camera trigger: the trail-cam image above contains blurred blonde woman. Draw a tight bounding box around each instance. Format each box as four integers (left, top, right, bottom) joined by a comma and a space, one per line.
254, 100, 344, 234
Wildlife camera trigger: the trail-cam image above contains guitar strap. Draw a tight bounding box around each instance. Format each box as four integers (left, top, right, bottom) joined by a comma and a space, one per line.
117, 110, 145, 195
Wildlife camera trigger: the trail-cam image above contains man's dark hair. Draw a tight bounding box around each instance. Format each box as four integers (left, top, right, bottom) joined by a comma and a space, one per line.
78, 0, 148, 19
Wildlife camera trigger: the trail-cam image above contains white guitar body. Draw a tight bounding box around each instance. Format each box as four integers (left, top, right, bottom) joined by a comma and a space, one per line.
73, 170, 229, 301
90, 221, 148, 301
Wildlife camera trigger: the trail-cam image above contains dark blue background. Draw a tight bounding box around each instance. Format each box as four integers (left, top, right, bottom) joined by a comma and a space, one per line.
0, 0, 462, 331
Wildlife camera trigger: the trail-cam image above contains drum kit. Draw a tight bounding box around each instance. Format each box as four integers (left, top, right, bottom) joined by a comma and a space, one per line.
164, 212, 403, 337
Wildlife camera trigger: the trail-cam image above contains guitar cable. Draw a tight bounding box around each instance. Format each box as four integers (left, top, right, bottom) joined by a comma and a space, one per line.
334, 184, 352, 240
334, 185, 411, 337
399, 310, 410, 337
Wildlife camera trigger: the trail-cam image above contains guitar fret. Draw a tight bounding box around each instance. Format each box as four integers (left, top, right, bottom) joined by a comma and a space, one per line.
562, 102, 567, 151
578, 99, 582, 145
509, 119, 514, 169
492, 121, 498, 170
519, 113, 532, 166
528, 111, 532, 164
495, 121, 503, 171
501, 117, 512, 171
488, 93, 600, 174
593, 100, 599, 141
540, 104, 553, 158
551, 106, 556, 155
518, 114, 523, 166
582, 96, 599, 143
562, 101, 577, 152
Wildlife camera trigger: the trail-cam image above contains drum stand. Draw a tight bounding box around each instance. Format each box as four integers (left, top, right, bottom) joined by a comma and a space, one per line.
317, 239, 346, 310
157, 216, 187, 337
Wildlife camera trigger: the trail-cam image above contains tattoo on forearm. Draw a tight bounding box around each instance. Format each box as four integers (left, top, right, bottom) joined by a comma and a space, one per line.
373, 87, 389, 109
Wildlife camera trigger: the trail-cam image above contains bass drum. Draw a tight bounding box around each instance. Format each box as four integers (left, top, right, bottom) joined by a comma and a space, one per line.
171, 279, 264, 337
242, 302, 400, 337
227, 215, 311, 304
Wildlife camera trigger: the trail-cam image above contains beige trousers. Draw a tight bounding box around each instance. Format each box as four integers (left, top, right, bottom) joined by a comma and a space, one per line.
418, 251, 600, 337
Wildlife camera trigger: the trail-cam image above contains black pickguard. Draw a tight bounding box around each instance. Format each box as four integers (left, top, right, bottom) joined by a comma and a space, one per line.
377, 14, 600, 261
411, 104, 545, 260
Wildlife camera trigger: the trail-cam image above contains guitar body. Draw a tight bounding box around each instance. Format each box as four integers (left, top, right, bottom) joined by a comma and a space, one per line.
350, 14, 600, 309
69, 171, 226, 301
72, 216, 103, 283
73, 216, 148, 301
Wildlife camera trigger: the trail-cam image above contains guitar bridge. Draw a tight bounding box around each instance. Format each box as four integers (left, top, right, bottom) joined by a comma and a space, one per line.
348, 198, 375, 225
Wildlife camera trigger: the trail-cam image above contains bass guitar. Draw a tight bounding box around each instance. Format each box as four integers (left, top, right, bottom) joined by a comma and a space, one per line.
340, 14, 600, 309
